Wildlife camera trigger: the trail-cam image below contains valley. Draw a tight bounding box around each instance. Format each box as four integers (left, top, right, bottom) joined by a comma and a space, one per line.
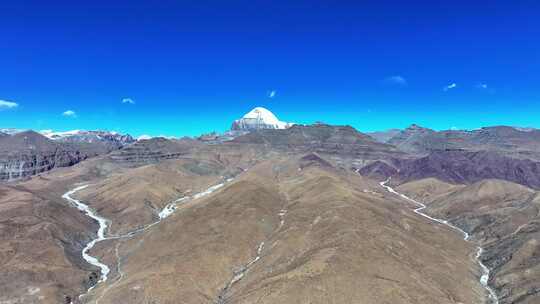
2, 108, 540, 303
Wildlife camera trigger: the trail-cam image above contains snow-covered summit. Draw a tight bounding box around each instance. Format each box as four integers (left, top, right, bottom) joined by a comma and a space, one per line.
40, 129, 84, 140
39, 129, 135, 146
231, 107, 293, 131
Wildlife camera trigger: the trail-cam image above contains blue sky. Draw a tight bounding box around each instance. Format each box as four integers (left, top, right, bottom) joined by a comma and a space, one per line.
1, 0, 539, 137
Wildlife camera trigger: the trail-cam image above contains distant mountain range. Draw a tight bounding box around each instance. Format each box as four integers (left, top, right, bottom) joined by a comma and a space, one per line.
368, 124, 540, 158
0, 130, 134, 182
5, 106, 540, 304
3, 107, 540, 185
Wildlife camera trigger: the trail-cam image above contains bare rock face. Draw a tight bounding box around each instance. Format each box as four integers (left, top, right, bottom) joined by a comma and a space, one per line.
0, 131, 87, 181
108, 137, 201, 165
0, 131, 131, 182
231, 107, 293, 131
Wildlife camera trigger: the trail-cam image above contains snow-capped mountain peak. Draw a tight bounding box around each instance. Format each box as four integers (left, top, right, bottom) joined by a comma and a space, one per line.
231, 107, 293, 131
39, 130, 135, 146
40, 129, 83, 140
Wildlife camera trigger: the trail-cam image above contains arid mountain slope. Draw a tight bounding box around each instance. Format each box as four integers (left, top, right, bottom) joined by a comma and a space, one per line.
5, 122, 540, 304
83, 156, 486, 304
0, 163, 107, 304
397, 178, 540, 304
75, 158, 244, 235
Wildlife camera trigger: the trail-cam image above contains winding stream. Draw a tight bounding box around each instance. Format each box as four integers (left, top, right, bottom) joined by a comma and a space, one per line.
64, 174, 497, 303
62, 185, 111, 294
63, 178, 232, 301
380, 178, 499, 304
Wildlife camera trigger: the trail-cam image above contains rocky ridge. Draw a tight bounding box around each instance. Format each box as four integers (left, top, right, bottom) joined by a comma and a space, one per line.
0, 130, 133, 182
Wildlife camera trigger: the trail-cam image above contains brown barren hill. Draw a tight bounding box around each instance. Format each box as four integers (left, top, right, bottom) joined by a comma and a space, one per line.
399, 178, 540, 304
86, 156, 485, 304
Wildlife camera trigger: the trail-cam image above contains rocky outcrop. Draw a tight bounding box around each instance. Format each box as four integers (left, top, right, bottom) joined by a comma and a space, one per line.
0, 131, 85, 181
0, 131, 130, 182
108, 137, 200, 165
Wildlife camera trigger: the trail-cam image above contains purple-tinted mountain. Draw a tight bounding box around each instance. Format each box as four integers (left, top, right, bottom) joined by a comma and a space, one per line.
357, 160, 399, 181
359, 149, 540, 190
396, 150, 540, 189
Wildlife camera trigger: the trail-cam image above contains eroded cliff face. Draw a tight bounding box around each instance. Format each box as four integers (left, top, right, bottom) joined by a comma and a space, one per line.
0, 131, 131, 182
0, 149, 88, 181
108, 137, 201, 165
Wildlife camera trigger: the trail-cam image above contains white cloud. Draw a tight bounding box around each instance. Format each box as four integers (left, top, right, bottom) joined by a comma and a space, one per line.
0, 99, 19, 110
443, 83, 457, 91
122, 98, 135, 104
268, 90, 277, 98
475, 83, 496, 94
476, 83, 488, 89
383, 75, 408, 87
62, 110, 77, 118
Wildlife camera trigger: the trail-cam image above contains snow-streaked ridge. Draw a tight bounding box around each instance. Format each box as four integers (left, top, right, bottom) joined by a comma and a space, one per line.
41, 129, 83, 139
